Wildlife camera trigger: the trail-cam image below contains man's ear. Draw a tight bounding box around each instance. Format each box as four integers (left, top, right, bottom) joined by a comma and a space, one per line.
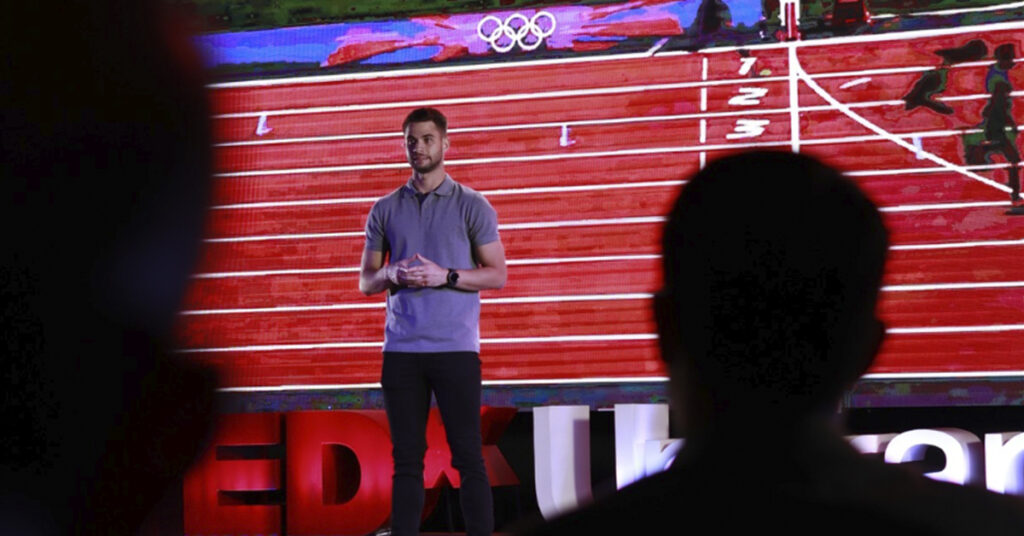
654, 291, 682, 365
442, 135, 450, 152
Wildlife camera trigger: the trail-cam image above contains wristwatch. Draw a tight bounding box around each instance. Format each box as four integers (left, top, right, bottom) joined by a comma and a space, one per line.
446, 268, 459, 288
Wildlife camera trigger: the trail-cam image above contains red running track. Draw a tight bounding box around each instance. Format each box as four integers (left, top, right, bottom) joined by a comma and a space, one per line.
180, 23, 1024, 388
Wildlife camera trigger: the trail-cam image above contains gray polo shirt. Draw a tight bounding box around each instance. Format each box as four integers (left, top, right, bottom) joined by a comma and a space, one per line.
364, 175, 500, 353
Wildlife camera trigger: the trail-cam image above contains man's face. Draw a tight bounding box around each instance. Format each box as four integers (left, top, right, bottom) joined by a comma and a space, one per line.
404, 121, 448, 174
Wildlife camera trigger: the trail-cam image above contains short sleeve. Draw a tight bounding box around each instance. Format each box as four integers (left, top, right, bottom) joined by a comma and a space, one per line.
364, 200, 387, 252
467, 194, 500, 246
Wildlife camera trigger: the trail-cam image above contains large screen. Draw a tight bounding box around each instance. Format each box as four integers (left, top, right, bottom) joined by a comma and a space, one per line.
177, 1, 1024, 401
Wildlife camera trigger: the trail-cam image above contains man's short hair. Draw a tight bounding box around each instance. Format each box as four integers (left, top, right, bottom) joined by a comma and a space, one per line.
403, 107, 448, 135
661, 151, 888, 410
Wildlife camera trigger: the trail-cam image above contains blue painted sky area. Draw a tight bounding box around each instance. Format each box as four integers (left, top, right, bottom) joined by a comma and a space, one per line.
195, 0, 765, 67
602, 0, 761, 27
198, 24, 344, 65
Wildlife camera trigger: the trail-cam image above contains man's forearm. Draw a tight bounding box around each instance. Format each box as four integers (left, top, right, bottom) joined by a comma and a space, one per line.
452, 266, 506, 291
360, 266, 394, 295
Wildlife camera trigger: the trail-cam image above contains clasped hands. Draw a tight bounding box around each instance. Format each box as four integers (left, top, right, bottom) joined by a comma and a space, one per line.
387, 253, 449, 288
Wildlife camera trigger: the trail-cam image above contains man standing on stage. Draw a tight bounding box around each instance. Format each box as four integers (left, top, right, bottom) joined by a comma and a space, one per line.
360, 107, 506, 536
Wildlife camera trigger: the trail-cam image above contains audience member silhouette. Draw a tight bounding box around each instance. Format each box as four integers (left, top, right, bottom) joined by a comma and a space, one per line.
1, 1, 217, 534
523, 151, 1024, 535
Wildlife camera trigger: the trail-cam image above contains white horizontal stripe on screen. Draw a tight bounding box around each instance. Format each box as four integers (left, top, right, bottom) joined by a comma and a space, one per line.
888, 324, 1024, 334
216, 110, 797, 147
179, 279, 1024, 316
204, 231, 363, 243
213, 142, 792, 178
882, 280, 1024, 292
191, 235, 1023, 278
180, 292, 654, 316
191, 254, 663, 278
199, 203, 1019, 243
213, 77, 790, 119
211, 52, 1017, 121
846, 162, 1021, 177
864, 370, 1024, 380
216, 376, 672, 392
216, 370, 1024, 392
193, 267, 358, 278
210, 181, 687, 211
507, 254, 662, 265
501, 216, 664, 231
213, 122, 1023, 178
207, 172, 1015, 215
214, 94, 1022, 149
178, 333, 659, 353
880, 201, 1012, 213
891, 238, 1024, 251
180, 323, 1020, 355
201, 217, 665, 245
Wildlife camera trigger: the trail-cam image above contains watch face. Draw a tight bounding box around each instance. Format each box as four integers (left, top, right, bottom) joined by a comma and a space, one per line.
448, 269, 458, 286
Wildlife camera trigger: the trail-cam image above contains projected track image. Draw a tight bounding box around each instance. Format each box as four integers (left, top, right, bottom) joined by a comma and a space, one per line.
178, 21, 1024, 390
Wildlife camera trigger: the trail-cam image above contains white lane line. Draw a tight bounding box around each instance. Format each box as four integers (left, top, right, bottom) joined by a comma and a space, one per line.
213, 142, 790, 177
201, 199, 1014, 243
501, 216, 664, 230
891, 239, 1024, 251
507, 254, 661, 265
213, 92, 1022, 149
216, 370, 1024, 391
216, 376, 674, 392
883, 281, 1024, 292
864, 371, 1024, 379
214, 77, 789, 119
190, 236, 1024, 279
210, 181, 687, 210
840, 77, 872, 89
846, 162, 1018, 177
204, 231, 362, 243
190, 254, 664, 279
788, 43, 801, 153
180, 323, 1022, 354
646, 37, 670, 56
888, 324, 1024, 334
793, 52, 1012, 194
201, 217, 666, 244
178, 333, 660, 353
212, 120, 1024, 178
181, 281, 1024, 316
210, 63, 1003, 121
880, 201, 1010, 213
180, 292, 656, 316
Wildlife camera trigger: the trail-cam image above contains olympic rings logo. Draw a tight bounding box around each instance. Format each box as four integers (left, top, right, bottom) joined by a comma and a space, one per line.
477, 11, 557, 53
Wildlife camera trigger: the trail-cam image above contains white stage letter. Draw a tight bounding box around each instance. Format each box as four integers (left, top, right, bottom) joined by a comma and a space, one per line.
884, 428, 982, 485
985, 432, 1024, 495
533, 406, 593, 519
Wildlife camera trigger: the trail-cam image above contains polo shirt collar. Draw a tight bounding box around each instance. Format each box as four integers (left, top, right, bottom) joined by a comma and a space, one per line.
403, 174, 455, 197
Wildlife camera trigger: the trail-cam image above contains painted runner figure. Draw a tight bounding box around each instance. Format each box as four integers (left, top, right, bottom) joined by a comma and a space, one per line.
984, 44, 1021, 213
360, 107, 506, 536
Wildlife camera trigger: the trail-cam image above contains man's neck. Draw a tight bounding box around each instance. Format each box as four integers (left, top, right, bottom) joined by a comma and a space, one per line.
411, 168, 446, 194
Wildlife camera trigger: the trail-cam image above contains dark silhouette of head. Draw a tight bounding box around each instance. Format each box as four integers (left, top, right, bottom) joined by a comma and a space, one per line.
657, 151, 888, 431
994, 43, 1015, 70
1, 0, 216, 533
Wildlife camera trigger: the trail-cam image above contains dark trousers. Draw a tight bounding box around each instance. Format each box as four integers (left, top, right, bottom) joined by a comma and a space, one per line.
381, 351, 494, 536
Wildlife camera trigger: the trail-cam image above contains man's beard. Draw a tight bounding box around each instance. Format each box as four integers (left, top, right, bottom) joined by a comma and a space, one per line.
410, 156, 441, 174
